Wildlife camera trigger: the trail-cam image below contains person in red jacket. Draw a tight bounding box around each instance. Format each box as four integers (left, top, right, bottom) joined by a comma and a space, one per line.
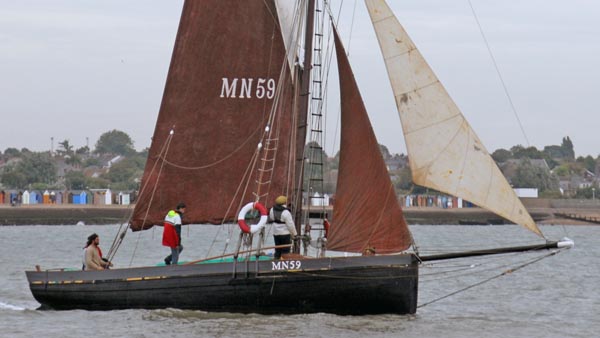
163, 202, 186, 265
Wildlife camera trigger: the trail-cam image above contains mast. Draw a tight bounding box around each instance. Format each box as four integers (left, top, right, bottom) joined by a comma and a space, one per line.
293, 0, 316, 242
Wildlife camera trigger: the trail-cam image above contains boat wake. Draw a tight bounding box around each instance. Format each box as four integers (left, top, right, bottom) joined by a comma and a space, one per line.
142, 308, 267, 322
0, 301, 25, 311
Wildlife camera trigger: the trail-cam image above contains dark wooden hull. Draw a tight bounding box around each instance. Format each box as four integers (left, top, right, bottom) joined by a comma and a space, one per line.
26, 254, 418, 315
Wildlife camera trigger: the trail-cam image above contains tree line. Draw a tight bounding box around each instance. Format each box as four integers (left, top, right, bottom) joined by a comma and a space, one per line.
0, 130, 147, 191
2, 134, 599, 198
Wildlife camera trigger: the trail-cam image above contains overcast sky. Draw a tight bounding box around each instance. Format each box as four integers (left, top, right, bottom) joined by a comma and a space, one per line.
1, 1, 599, 157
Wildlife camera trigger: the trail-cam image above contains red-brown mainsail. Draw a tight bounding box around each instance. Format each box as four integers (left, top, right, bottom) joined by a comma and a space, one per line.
131, 0, 297, 230
326, 27, 412, 254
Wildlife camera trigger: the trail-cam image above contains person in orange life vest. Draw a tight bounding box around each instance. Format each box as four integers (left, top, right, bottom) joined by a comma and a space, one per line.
268, 196, 298, 259
82, 233, 112, 270
163, 202, 186, 265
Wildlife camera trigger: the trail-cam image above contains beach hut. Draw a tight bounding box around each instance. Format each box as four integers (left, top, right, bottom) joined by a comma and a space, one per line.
0, 190, 4, 204
9, 192, 18, 205
71, 191, 88, 205
118, 192, 131, 205
105, 189, 112, 205
43, 190, 50, 204
90, 190, 100, 205
80, 191, 88, 205
30, 191, 40, 204
90, 189, 111, 205
22, 191, 30, 204
72, 192, 79, 204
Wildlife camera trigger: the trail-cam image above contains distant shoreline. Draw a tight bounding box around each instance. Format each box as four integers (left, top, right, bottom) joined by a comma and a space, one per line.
1, 204, 598, 226
0, 204, 133, 226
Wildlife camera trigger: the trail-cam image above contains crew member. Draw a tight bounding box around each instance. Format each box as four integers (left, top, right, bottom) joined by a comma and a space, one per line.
163, 202, 186, 265
269, 196, 298, 259
83, 233, 112, 270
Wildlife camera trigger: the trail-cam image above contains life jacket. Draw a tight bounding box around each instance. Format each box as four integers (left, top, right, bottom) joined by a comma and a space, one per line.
272, 204, 289, 224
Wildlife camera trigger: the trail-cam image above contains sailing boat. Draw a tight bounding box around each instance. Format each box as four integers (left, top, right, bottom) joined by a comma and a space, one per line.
26, 0, 572, 314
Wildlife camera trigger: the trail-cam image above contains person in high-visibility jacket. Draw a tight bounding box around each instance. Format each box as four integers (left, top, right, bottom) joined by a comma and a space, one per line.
163, 202, 186, 265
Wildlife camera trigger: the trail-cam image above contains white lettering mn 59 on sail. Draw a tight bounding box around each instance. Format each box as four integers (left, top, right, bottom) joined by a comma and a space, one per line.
220, 78, 276, 99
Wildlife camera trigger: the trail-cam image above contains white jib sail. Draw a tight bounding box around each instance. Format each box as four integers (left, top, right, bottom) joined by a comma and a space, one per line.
365, 0, 543, 237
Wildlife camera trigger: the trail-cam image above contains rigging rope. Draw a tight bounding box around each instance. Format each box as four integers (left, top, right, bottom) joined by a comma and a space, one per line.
418, 248, 566, 308
345, 0, 357, 54
324, 2, 342, 162
158, 127, 261, 170
468, 0, 530, 146
420, 251, 533, 281
105, 130, 175, 262
128, 130, 176, 267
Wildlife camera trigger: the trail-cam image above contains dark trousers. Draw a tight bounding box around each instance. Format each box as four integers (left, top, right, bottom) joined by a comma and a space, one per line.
165, 245, 183, 265
273, 234, 292, 259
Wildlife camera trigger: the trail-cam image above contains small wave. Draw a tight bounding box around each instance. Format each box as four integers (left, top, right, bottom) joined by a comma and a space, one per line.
0, 301, 25, 311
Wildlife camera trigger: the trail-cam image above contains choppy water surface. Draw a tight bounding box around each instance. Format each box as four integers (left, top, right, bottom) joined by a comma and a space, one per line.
1, 224, 597, 338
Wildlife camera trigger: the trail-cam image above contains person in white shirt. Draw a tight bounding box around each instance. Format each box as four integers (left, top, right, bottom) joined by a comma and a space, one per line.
268, 196, 298, 259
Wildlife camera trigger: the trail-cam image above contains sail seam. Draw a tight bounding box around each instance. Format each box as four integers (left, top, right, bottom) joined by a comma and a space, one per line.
370, 13, 394, 25
393, 79, 439, 97
402, 112, 461, 137
381, 47, 417, 62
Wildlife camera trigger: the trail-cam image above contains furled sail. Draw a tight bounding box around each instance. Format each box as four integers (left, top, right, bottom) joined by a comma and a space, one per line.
327, 27, 412, 254
365, 0, 542, 236
131, 0, 297, 230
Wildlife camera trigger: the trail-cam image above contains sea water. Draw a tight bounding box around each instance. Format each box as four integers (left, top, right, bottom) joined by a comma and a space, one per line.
0, 224, 597, 338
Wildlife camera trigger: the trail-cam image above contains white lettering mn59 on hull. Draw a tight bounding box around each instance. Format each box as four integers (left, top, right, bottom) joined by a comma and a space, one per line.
271, 260, 301, 271
220, 78, 276, 99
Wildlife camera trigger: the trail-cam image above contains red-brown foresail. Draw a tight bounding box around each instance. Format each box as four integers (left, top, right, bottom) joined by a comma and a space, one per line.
327, 27, 412, 253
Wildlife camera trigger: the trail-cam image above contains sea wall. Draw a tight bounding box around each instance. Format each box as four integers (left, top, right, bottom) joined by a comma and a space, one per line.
520, 198, 600, 209
0, 205, 132, 226
1, 200, 599, 226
